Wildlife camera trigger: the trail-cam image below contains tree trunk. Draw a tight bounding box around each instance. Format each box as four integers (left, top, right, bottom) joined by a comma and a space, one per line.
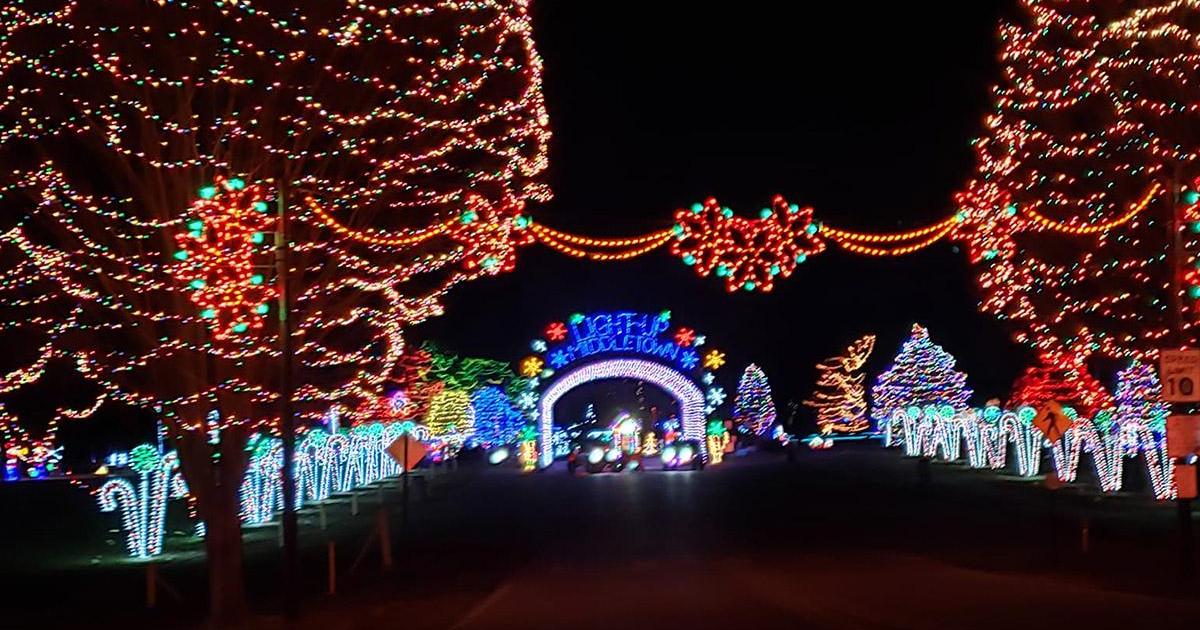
174, 423, 252, 627
204, 485, 247, 627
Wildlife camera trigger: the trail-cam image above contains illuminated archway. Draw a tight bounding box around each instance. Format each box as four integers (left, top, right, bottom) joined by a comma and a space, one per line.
538, 358, 706, 466
516, 310, 728, 466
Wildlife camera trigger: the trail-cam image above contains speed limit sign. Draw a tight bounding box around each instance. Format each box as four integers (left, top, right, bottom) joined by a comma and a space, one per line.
1160, 349, 1200, 403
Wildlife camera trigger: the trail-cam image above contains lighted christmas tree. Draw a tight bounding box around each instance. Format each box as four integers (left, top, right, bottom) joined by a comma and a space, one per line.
470, 386, 525, 448
805, 334, 876, 435
1114, 360, 1169, 434
954, 0, 1200, 362
425, 342, 517, 391
1008, 352, 1113, 418
732, 364, 777, 436
872, 325, 972, 423
425, 390, 476, 440
0, 1, 549, 621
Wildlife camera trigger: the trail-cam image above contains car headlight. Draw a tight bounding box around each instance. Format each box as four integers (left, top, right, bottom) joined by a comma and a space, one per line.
588, 447, 604, 464
488, 448, 509, 465
662, 446, 677, 464
604, 448, 620, 462
678, 445, 694, 463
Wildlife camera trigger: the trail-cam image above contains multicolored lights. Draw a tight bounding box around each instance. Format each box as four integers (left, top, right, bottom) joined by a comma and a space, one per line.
872, 325, 973, 426
516, 311, 726, 466
171, 178, 276, 341
732, 364, 777, 436
537, 359, 707, 467
0, 0, 551, 485
953, 1, 1200, 361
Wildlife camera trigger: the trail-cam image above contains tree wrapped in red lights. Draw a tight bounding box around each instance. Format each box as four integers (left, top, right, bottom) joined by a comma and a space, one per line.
955, 0, 1200, 363
805, 334, 876, 435
732, 364, 777, 436
872, 325, 972, 424
1009, 353, 1113, 418
0, 1, 549, 621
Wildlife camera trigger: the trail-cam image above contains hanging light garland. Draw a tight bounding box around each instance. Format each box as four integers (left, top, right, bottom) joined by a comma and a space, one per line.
496, 185, 1159, 293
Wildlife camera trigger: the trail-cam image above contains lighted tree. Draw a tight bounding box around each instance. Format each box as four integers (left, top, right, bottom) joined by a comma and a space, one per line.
804, 334, 876, 435
1008, 352, 1113, 418
872, 324, 972, 423
470, 386, 524, 447
954, 0, 1200, 363
732, 364, 777, 436
1114, 359, 1169, 434
425, 342, 516, 391
0, 1, 549, 621
425, 389, 475, 440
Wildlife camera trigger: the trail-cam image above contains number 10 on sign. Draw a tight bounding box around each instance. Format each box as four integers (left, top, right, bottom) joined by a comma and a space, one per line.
1161, 349, 1200, 403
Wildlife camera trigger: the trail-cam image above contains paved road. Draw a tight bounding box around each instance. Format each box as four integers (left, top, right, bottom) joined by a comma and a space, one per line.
291, 444, 1200, 629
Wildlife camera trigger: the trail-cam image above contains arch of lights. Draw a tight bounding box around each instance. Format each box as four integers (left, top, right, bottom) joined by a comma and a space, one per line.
516, 311, 728, 466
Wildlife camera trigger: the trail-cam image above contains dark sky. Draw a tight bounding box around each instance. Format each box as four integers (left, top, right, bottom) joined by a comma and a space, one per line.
413, 1, 1030, 429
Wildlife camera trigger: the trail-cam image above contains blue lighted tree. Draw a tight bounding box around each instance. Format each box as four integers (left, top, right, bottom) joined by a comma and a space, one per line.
470, 386, 525, 448
871, 324, 972, 424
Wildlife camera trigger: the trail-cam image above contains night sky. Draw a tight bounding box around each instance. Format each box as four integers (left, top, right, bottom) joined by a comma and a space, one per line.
412, 1, 1029, 430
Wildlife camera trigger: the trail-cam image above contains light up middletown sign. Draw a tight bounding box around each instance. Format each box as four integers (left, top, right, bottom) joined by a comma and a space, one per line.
516, 310, 729, 466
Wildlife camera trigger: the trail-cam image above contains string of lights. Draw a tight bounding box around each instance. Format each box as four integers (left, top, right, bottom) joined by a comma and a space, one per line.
0, 0, 552, 476
518, 185, 1160, 291
954, 0, 1200, 362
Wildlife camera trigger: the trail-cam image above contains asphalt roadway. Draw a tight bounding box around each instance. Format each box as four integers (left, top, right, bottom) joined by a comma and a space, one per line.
290, 443, 1200, 630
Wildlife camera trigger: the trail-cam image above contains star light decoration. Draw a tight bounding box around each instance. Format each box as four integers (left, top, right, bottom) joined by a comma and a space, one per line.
703, 350, 727, 371
545, 321, 568, 342
520, 356, 545, 378
671, 195, 826, 292
674, 327, 696, 346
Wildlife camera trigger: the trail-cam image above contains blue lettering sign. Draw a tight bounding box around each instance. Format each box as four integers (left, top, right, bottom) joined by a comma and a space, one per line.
551, 311, 694, 372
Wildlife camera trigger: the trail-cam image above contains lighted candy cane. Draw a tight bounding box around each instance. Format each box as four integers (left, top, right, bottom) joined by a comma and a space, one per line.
96, 478, 145, 557
95, 446, 181, 557
930, 405, 961, 461
350, 427, 378, 485
240, 440, 283, 525
323, 433, 353, 493
380, 423, 405, 477
960, 408, 1005, 469
1078, 420, 1124, 493
1137, 427, 1176, 500
882, 408, 905, 448
1001, 408, 1042, 477
300, 430, 333, 501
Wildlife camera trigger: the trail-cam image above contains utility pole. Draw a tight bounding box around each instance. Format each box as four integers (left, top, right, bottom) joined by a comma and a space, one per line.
1168, 163, 1196, 579
276, 180, 300, 618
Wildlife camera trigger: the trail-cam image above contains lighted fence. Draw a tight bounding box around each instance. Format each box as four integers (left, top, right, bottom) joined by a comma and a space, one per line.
96, 421, 433, 558
881, 406, 1174, 500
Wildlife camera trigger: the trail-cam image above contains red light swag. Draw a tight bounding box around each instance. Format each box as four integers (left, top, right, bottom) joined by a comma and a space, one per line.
499, 181, 1162, 293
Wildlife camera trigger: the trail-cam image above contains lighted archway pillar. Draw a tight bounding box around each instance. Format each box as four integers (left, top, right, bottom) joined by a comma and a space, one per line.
538, 358, 707, 466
